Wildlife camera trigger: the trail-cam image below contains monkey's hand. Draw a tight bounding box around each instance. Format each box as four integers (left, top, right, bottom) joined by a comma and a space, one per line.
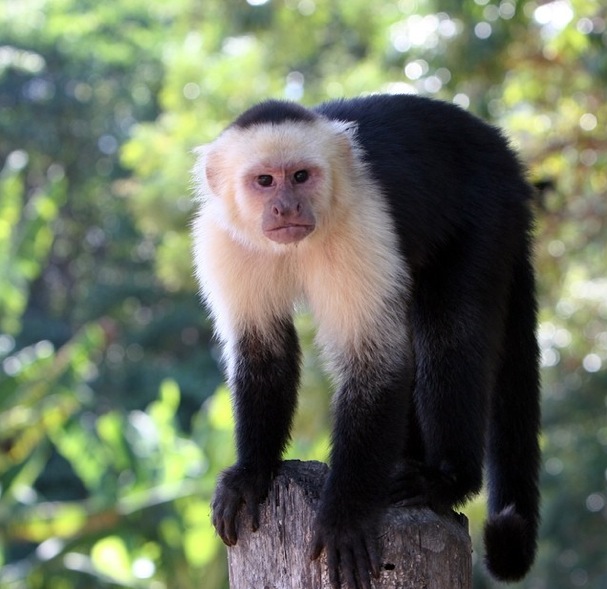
211, 464, 272, 546
310, 504, 381, 589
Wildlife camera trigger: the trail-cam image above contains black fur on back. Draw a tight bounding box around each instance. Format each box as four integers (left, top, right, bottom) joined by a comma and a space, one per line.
231, 99, 317, 129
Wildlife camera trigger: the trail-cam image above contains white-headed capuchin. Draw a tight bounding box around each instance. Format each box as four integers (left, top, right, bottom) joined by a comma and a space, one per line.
192, 94, 540, 589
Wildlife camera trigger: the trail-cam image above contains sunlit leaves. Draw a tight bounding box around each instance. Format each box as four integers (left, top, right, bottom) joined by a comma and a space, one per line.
91, 536, 132, 583
0, 375, 228, 587
0, 325, 103, 497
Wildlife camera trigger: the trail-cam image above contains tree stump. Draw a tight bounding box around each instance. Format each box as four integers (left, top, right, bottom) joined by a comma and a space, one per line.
226, 460, 472, 589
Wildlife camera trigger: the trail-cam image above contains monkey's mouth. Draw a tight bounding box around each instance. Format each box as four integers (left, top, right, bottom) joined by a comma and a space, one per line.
264, 223, 315, 244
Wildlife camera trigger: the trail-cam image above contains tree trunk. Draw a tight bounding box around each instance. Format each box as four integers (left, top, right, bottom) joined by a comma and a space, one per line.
226, 460, 472, 589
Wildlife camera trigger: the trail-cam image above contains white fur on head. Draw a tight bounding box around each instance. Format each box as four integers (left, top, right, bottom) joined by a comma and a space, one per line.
193, 118, 361, 250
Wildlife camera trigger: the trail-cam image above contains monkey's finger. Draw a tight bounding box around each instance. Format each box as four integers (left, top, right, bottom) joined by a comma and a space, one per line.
211, 506, 227, 545
354, 550, 373, 589
365, 536, 381, 579
348, 542, 372, 589
326, 546, 341, 589
215, 517, 232, 546
340, 549, 360, 589
212, 517, 224, 544
222, 505, 239, 546
246, 499, 260, 532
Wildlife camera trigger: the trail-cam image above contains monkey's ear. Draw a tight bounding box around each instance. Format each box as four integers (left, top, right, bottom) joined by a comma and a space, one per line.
330, 119, 358, 139
328, 120, 359, 162
193, 143, 226, 197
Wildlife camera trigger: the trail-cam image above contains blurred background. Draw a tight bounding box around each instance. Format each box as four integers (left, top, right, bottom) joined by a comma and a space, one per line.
0, 0, 605, 587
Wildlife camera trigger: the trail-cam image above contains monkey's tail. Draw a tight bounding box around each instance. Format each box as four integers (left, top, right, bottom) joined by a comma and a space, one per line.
484, 244, 541, 582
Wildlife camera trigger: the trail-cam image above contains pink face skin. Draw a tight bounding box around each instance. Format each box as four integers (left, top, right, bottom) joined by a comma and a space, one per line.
251, 165, 319, 244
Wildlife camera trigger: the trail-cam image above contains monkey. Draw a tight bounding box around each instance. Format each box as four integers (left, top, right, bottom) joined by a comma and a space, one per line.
191, 94, 541, 589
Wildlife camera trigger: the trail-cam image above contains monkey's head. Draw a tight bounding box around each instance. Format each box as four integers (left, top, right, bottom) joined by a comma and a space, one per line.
194, 106, 356, 251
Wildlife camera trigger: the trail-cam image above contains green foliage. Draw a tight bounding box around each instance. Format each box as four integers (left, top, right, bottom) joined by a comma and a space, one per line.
1, 0, 606, 588
0, 162, 66, 334
0, 374, 229, 588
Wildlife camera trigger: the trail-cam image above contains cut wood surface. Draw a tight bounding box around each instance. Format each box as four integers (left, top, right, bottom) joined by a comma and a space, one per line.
226, 460, 472, 589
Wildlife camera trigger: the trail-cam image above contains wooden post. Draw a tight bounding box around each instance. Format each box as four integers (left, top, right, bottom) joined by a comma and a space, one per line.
226, 460, 472, 589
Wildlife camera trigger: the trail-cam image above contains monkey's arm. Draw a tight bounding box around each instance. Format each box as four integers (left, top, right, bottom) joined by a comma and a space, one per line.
212, 319, 300, 545
311, 349, 412, 589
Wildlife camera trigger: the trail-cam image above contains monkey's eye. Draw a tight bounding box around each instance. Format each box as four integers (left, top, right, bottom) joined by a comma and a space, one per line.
256, 174, 274, 187
293, 170, 309, 184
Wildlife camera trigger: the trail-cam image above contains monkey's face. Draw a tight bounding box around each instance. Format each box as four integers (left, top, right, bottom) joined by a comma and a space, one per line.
243, 162, 323, 245
200, 120, 354, 251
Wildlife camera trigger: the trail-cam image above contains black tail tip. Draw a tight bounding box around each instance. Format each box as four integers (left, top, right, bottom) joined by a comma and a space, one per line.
484, 505, 537, 582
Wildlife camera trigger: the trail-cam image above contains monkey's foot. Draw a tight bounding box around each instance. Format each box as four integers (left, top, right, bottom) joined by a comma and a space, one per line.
389, 459, 461, 510
388, 459, 430, 505
311, 507, 381, 589
211, 464, 272, 546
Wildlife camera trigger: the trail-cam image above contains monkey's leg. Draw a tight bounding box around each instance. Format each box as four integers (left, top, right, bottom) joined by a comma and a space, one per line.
404, 240, 511, 509
212, 318, 300, 546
